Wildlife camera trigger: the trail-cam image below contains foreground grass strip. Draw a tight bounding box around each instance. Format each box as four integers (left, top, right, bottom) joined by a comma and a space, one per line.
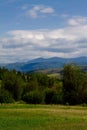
0, 104, 87, 130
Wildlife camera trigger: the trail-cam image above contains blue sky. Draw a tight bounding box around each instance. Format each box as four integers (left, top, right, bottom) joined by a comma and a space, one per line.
0, 0, 87, 63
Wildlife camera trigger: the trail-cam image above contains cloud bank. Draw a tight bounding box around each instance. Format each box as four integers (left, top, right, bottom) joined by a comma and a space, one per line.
0, 16, 87, 63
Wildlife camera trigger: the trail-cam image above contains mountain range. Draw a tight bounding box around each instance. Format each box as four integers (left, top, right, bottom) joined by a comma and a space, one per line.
1, 57, 87, 72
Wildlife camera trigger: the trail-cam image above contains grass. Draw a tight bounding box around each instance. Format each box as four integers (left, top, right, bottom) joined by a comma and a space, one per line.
0, 104, 87, 130
48, 73, 60, 77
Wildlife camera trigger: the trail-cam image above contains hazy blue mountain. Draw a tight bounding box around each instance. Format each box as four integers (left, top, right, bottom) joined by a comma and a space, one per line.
1, 56, 87, 72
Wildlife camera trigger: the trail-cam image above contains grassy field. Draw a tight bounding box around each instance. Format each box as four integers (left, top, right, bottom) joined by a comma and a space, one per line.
0, 104, 87, 130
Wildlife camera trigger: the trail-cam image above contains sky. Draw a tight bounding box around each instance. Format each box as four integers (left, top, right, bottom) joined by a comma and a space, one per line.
0, 0, 87, 63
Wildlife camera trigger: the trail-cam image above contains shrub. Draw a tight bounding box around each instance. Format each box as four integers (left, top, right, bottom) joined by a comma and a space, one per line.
23, 91, 43, 104
44, 88, 55, 104
0, 89, 14, 103
44, 88, 63, 104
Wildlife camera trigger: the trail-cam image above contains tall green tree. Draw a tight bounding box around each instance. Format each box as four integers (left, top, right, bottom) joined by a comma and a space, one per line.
2, 71, 24, 101
63, 64, 84, 105
81, 72, 87, 103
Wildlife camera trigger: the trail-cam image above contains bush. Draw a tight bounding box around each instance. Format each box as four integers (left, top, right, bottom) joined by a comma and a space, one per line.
0, 89, 14, 103
44, 88, 63, 104
52, 93, 63, 104
44, 89, 55, 104
23, 91, 43, 104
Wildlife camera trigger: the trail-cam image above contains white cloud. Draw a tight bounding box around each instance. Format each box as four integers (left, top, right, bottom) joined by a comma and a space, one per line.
40, 7, 54, 13
68, 16, 87, 26
1, 16, 87, 63
27, 5, 55, 18
27, 6, 41, 18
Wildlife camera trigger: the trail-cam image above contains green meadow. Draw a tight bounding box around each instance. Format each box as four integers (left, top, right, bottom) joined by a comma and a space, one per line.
0, 104, 87, 130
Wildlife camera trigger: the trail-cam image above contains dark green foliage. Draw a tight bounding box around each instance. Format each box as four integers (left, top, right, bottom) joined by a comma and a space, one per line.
2, 71, 24, 101
80, 73, 87, 103
44, 88, 57, 104
63, 64, 86, 105
0, 67, 8, 80
23, 91, 43, 104
0, 64, 87, 105
0, 68, 61, 104
0, 89, 14, 103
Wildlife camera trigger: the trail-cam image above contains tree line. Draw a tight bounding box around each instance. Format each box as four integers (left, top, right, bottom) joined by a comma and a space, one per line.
0, 64, 87, 105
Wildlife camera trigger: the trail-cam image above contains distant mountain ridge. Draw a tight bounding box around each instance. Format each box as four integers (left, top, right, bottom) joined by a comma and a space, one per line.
1, 56, 87, 72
